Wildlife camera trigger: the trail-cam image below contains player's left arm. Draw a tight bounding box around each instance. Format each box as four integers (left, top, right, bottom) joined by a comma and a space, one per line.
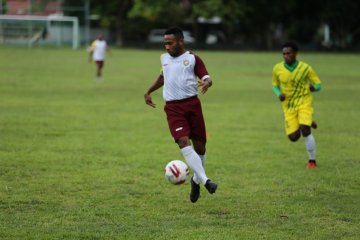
198, 77, 212, 94
308, 67, 321, 92
194, 54, 212, 94
106, 43, 111, 56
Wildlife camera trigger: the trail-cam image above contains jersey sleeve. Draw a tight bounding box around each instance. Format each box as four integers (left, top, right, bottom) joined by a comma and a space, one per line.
90, 41, 96, 51
194, 55, 210, 80
272, 65, 280, 87
159, 53, 166, 75
307, 67, 321, 84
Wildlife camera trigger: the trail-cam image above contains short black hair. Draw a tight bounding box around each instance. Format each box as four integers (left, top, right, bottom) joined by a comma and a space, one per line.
282, 41, 299, 52
164, 26, 184, 40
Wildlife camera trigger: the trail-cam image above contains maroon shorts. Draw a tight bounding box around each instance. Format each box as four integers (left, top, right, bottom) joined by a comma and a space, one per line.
95, 61, 104, 68
164, 96, 206, 143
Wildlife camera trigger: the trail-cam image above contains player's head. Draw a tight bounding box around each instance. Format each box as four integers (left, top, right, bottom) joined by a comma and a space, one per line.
164, 26, 185, 57
97, 34, 104, 40
282, 41, 298, 65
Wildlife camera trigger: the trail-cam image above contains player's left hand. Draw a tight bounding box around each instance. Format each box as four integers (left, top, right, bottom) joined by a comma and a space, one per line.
144, 93, 156, 108
198, 79, 212, 94
309, 84, 315, 92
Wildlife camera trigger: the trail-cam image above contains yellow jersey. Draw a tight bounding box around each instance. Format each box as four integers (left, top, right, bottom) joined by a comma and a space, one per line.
272, 60, 321, 111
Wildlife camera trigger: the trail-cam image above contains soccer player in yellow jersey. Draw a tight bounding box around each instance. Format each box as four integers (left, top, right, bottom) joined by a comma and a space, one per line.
272, 42, 321, 168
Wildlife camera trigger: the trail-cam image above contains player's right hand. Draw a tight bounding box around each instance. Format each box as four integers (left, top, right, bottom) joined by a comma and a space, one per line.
144, 93, 156, 108
279, 93, 286, 102
309, 84, 315, 92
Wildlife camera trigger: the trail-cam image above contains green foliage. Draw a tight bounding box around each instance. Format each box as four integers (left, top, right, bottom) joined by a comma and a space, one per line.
0, 46, 359, 239
55, 0, 360, 48
192, 0, 247, 21
321, 0, 360, 48
16, 0, 53, 13
128, 0, 189, 26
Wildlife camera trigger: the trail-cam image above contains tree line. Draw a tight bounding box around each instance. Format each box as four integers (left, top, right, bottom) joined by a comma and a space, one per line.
64, 0, 360, 50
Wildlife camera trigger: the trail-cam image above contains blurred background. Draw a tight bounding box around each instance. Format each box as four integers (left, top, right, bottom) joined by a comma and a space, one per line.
0, 0, 359, 51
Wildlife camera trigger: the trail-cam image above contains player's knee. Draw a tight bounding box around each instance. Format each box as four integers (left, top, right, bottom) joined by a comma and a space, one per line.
177, 137, 190, 149
288, 131, 300, 142
300, 125, 311, 137
288, 136, 300, 142
194, 145, 206, 155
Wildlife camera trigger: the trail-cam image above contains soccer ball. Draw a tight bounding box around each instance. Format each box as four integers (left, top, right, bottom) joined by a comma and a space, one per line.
164, 160, 190, 185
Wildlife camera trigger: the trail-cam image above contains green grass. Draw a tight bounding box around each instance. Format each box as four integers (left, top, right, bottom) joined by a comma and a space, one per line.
0, 46, 359, 239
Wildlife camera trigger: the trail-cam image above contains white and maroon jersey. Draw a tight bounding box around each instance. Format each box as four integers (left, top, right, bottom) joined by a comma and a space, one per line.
160, 51, 210, 101
90, 39, 107, 61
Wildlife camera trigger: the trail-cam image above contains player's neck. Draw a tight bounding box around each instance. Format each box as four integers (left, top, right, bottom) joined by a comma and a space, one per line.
173, 49, 186, 57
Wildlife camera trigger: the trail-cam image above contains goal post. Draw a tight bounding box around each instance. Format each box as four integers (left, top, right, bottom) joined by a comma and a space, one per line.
0, 14, 79, 49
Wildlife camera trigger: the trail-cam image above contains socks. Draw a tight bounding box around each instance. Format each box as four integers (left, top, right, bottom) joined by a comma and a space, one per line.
193, 154, 206, 184
199, 154, 206, 166
304, 134, 316, 160
181, 146, 208, 185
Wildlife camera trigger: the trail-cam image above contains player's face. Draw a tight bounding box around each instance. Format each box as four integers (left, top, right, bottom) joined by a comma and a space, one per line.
164, 34, 184, 57
282, 47, 297, 65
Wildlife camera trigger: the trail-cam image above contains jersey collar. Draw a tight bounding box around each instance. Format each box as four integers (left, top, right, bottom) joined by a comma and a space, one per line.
284, 60, 299, 72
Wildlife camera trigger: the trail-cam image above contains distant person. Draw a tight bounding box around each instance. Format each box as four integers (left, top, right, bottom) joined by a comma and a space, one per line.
88, 34, 110, 80
272, 42, 322, 168
144, 26, 217, 203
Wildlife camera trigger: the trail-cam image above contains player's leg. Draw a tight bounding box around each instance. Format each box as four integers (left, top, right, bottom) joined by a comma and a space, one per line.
301, 125, 316, 168
285, 111, 301, 142
96, 61, 104, 79
95, 61, 100, 78
177, 137, 208, 186
189, 99, 217, 195
192, 139, 206, 169
288, 130, 301, 142
192, 138, 206, 184
299, 99, 317, 168
164, 100, 213, 203
164, 102, 208, 185
177, 136, 212, 203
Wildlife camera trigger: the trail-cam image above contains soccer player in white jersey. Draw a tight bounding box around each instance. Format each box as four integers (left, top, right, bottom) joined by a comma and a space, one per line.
88, 34, 110, 80
144, 26, 217, 203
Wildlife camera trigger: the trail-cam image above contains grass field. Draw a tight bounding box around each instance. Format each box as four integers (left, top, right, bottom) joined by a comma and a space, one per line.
0, 46, 359, 239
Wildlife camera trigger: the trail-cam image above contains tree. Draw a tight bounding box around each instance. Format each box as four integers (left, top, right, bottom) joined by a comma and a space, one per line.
128, 0, 247, 43
321, 0, 360, 49
90, 0, 132, 46
62, 0, 133, 46
191, 0, 247, 42
128, 0, 190, 26
63, 0, 360, 49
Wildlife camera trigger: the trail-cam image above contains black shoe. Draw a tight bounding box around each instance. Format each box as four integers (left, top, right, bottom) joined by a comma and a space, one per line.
190, 177, 200, 203
205, 179, 217, 194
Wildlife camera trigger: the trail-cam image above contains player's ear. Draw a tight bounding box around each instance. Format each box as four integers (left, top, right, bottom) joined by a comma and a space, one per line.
178, 37, 184, 45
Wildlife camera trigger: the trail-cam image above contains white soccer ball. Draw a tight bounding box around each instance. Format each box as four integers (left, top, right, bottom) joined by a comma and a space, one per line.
164, 160, 190, 185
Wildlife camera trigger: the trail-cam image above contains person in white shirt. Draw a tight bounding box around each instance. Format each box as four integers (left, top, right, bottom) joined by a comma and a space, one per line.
88, 34, 110, 80
144, 27, 217, 203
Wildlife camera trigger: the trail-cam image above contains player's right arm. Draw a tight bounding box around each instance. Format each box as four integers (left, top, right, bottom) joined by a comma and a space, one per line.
88, 41, 96, 62
144, 74, 164, 108
272, 65, 286, 101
